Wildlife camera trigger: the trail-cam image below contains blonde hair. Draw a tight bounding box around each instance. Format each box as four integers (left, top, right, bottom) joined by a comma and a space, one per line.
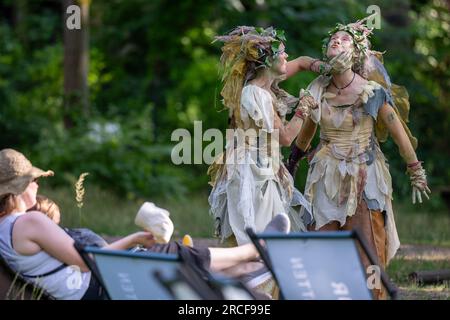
34, 195, 61, 224
0, 194, 20, 218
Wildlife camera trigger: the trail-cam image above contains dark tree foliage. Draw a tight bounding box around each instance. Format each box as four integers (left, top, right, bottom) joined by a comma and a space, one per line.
0, 0, 447, 203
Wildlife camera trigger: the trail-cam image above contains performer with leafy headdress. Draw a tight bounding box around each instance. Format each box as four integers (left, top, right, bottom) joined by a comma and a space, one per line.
208, 26, 343, 247
286, 14, 431, 298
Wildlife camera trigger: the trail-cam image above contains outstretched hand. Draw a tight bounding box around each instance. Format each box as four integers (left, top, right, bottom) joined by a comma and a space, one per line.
412, 185, 431, 204
407, 162, 431, 204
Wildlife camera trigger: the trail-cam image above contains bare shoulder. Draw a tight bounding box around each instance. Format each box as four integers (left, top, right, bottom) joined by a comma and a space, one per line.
17, 211, 49, 223
354, 73, 368, 87
12, 212, 54, 254
15, 211, 71, 249
348, 74, 369, 96
14, 211, 55, 233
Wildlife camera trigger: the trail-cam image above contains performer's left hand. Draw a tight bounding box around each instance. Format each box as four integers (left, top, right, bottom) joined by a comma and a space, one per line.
329, 51, 353, 75
299, 89, 318, 109
407, 162, 431, 204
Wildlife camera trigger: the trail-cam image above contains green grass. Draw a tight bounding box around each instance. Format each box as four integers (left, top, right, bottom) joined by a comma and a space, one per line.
385, 200, 450, 300
39, 182, 450, 246
388, 259, 450, 285
37, 183, 450, 299
393, 201, 450, 246
38, 184, 214, 238
387, 259, 450, 300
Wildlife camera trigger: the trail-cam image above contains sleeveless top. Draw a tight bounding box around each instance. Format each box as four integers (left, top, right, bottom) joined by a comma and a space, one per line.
0, 212, 91, 299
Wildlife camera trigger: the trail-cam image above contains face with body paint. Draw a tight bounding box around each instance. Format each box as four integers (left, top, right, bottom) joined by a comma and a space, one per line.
327, 31, 355, 59
270, 42, 288, 76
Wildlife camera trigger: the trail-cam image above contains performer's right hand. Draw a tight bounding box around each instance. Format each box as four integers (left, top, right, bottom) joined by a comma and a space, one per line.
329, 51, 353, 74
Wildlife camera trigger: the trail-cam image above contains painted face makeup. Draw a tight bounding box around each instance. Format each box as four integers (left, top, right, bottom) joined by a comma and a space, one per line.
327, 31, 354, 59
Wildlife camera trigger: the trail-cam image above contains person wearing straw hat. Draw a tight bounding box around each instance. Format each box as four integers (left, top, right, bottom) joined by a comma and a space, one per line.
0, 148, 289, 299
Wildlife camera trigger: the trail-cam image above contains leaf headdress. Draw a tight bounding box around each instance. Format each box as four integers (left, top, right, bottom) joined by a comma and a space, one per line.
214, 26, 286, 127
322, 14, 417, 148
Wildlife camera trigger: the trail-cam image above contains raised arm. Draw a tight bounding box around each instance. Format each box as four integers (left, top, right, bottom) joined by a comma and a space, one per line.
286, 52, 353, 80
379, 103, 431, 203
16, 212, 157, 273
286, 56, 319, 79
286, 57, 311, 75
274, 109, 304, 146
104, 231, 155, 250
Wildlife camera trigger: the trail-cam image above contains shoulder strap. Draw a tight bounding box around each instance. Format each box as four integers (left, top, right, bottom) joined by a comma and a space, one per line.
22, 263, 67, 279
9, 214, 67, 279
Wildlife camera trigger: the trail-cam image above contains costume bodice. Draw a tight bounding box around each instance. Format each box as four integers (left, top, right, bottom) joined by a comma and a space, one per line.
319, 99, 374, 163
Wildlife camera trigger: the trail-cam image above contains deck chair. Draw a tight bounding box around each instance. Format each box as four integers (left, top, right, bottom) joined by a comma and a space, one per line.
0, 254, 54, 300
76, 244, 181, 300
246, 228, 398, 300
207, 274, 259, 300
155, 263, 257, 300
154, 264, 220, 300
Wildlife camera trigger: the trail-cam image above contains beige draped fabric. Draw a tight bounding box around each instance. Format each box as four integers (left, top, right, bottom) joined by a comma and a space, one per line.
209, 85, 310, 245
304, 77, 400, 263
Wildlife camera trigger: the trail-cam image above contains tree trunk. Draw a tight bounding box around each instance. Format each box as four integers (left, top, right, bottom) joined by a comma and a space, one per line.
63, 0, 90, 129
14, 0, 28, 47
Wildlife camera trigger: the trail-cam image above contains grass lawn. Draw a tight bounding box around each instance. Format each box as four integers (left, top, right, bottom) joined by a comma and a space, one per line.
394, 201, 450, 247
39, 184, 214, 238
39, 183, 450, 244
385, 199, 450, 299
39, 183, 450, 300
387, 258, 450, 300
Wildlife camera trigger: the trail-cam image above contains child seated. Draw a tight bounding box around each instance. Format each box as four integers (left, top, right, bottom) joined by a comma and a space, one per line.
34, 195, 60, 224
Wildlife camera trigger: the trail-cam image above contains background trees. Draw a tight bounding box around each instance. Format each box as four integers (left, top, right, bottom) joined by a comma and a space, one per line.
0, 0, 448, 204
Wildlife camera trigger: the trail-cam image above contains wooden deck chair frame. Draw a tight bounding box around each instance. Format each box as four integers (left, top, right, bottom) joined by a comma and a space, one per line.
0, 254, 55, 300
205, 273, 258, 300
154, 264, 221, 300
155, 263, 258, 300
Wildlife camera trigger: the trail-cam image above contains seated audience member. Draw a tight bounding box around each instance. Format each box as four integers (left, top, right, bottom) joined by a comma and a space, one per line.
0, 149, 288, 300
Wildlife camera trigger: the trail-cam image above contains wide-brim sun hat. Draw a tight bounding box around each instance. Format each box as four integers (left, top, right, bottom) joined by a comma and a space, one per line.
0, 148, 54, 197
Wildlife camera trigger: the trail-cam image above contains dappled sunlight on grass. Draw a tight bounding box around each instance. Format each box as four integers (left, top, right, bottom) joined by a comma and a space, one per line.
388, 258, 450, 284
396, 244, 450, 261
